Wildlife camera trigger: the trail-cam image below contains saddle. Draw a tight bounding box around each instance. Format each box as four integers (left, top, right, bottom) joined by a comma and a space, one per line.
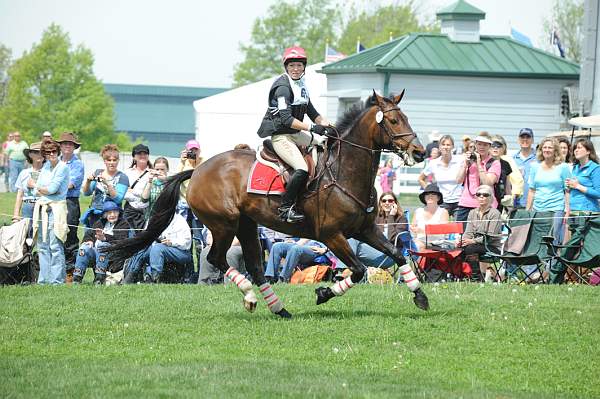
259, 139, 317, 185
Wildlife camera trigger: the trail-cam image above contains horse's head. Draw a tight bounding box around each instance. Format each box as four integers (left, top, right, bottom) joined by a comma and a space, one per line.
368, 90, 425, 166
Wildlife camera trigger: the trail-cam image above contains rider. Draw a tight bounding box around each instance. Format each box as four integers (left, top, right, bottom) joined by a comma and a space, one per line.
257, 46, 331, 223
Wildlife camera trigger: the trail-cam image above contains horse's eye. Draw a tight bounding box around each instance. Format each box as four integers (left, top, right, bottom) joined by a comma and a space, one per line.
390, 119, 398, 124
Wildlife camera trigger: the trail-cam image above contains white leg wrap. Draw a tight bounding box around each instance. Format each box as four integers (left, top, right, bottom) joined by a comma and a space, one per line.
259, 283, 283, 313
399, 264, 420, 291
225, 267, 253, 294
331, 276, 355, 296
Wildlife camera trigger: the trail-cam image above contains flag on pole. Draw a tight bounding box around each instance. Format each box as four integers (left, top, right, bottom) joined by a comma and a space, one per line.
552, 29, 566, 58
357, 41, 366, 53
325, 45, 346, 63
510, 27, 532, 47
356, 37, 365, 53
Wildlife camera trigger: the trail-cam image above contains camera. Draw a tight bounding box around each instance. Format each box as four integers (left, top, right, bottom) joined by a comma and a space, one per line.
468, 153, 478, 162
94, 175, 104, 183
186, 150, 197, 160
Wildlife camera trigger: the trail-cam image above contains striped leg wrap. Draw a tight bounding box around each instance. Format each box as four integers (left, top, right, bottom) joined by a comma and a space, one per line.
259, 283, 283, 313
331, 276, 355, 296
225, 267, 252, 293
399, 264, 420, 291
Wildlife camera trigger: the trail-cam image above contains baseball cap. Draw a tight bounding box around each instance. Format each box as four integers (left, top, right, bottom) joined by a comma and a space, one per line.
186, 139, 200, 150
132, 143, 150, 155
519, 128, 534, 138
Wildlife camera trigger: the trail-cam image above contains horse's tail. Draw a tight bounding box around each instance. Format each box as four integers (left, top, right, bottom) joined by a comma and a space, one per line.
105, 169, 194, 262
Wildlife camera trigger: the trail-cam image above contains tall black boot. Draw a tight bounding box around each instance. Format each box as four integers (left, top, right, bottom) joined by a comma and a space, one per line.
278, 170, 309, 223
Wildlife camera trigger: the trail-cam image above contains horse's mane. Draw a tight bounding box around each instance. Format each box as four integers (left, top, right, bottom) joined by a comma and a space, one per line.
334, 95, 381, 137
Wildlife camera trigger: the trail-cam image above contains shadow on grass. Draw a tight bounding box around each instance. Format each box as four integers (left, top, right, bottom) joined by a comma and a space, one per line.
217, 307, 451, 321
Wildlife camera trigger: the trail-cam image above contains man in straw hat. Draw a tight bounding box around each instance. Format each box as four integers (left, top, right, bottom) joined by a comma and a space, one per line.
57, 132, 85, 278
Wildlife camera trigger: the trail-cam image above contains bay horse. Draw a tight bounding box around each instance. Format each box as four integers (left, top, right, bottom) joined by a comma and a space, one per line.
108, 90, 428, 318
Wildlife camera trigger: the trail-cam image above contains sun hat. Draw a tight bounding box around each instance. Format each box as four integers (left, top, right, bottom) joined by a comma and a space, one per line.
23, 142, 42, 163
419, 183, 444, 205
102, 200, 121, 214
56, 132, 81, 148
185, 139, 200, 150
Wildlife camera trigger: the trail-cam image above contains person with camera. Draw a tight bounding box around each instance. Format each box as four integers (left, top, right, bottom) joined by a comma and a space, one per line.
72, 200, 131, 284
256, 46, 331, 224
177, 139, 204, 283
455, 134, 501, 223
141, 156, 170, 220
81, 144, 129, 228
13, 142, 43, 224
123, 144, 152, 230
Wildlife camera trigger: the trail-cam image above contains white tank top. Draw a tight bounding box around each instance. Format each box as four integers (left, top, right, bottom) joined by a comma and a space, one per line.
415, 207, 446, 241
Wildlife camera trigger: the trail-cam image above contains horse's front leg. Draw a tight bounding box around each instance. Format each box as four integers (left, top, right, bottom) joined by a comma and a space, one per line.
355, 224, 429, 311
314, 233, 367, 305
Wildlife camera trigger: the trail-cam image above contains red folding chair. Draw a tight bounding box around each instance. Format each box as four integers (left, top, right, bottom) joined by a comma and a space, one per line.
408, 222, 471, 282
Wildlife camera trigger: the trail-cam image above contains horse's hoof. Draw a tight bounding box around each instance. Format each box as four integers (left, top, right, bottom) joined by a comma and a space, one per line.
243, 298, 257, 313
275, 308, 292, 319
315, 287, 335, 305
413, 288, 430, 311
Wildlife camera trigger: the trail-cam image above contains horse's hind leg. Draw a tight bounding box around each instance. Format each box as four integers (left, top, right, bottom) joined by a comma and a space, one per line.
315, 233, 367, 305
206, 225, 258, 313
236, 215, 291, 318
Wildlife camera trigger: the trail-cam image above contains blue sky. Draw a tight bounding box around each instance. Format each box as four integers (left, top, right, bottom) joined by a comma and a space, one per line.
0, 0, 556, 88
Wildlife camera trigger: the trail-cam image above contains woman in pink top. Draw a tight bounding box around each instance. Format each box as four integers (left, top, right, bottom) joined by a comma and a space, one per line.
455, 135, 501, 222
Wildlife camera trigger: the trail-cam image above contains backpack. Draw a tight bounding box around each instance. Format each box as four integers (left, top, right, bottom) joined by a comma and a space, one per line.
290, 265, 331, 284
484, 158, 511, 205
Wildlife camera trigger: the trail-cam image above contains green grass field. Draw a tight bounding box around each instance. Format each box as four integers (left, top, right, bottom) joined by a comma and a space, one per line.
1, 283, 599, 398
2, 194, 599, 398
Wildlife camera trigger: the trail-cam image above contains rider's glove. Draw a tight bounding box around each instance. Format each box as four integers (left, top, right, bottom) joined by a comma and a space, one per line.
311, 133, 327, 147
310, 124, 328, 136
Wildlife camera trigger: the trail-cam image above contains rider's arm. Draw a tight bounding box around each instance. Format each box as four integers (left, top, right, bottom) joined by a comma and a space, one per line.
273, 86, 312, 132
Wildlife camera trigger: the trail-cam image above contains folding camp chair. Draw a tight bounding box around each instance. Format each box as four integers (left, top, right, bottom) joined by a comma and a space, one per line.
547, 213, 600, 284
0, 219, 38, 285
409, 222, 468, 282
498, 210, 556, 284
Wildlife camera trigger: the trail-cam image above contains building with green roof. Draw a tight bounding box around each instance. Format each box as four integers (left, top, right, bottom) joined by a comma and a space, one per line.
104, 83, 228, 157
320, 0, 579, 150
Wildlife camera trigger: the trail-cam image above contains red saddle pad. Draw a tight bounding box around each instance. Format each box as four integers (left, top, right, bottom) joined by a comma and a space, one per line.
247, 161, 285, 195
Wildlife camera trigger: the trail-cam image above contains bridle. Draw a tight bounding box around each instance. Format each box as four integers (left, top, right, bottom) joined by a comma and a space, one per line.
306, 104, 419, 215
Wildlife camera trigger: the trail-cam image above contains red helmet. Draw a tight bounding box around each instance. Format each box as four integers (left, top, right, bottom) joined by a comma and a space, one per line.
282, 46, 307, 66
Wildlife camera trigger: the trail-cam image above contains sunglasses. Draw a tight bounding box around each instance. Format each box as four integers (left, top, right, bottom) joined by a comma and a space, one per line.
381, 199, 396, 203
475, 192, 491, 198
491, 142, 503, 148
43, 150, 58, 155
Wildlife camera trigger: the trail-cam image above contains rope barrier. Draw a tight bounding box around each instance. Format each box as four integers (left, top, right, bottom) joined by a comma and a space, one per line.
3, 211, 600, 231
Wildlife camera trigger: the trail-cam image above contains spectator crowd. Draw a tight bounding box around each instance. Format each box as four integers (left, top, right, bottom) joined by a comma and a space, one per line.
1, 126, 599, 286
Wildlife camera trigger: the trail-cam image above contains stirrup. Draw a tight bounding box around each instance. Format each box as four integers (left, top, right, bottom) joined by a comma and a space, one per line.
278, 205, 304, 223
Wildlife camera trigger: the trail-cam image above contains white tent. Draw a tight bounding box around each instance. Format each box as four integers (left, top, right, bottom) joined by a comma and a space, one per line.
193, 63, 327, 160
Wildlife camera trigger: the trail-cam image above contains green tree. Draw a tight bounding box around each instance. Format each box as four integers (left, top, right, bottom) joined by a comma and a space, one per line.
0, 24, 131, 151
232, 0, 340, 87
541, 0, 584, 62
337, 2, 438, 55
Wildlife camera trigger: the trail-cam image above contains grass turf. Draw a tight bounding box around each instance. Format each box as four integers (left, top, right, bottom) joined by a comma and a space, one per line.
0, 282, 598, 398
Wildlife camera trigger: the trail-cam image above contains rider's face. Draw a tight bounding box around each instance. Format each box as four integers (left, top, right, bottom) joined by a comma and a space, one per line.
286, 62, 305, 80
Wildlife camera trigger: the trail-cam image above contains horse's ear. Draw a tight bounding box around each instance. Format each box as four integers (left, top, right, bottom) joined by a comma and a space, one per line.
369, 89, 383, 106
393, 89, 405, 105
